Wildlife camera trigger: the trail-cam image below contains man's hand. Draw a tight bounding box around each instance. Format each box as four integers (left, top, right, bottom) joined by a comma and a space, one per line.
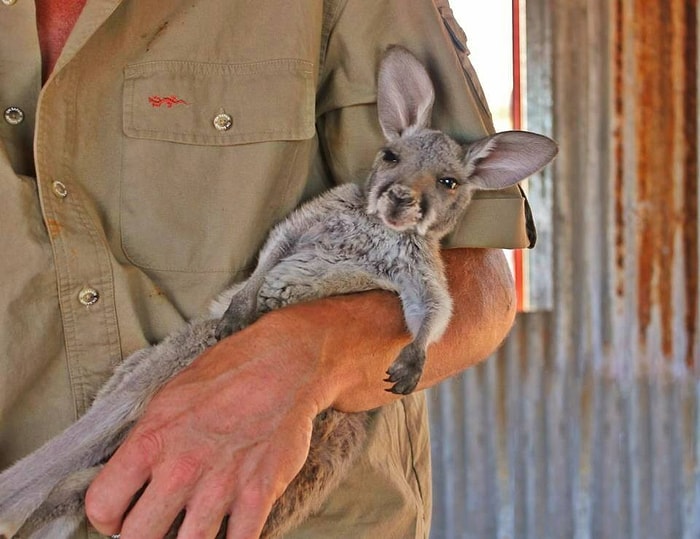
85, 248, 515, 538
85, 316, 334, 539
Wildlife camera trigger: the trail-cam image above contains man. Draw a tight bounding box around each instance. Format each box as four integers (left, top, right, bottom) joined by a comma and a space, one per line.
0, 1, 530, 537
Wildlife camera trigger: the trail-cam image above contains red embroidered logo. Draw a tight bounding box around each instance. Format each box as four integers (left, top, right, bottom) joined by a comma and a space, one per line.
148, 95, 189, 108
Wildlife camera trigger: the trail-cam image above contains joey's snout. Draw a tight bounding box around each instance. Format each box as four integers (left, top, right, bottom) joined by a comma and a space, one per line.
385, 184, 417, 206
373, 183, 428, 232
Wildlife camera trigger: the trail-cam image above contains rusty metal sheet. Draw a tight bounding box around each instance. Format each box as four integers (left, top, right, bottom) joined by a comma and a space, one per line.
428, 0, 698, 537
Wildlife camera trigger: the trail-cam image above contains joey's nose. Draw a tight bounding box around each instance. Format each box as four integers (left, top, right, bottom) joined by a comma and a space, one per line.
387, 186, 416, 205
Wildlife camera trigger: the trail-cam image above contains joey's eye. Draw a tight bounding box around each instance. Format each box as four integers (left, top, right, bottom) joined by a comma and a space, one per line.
437, 177, 459, 190
382, 149, 400, 164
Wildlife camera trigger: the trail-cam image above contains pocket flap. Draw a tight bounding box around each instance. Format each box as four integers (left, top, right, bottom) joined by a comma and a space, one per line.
123, 59, 315, 145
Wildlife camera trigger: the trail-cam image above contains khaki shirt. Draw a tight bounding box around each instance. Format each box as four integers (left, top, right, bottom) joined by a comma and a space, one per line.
0, 1, 530, 537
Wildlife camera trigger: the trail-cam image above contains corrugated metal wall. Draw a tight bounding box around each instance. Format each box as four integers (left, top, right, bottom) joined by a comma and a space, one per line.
428, 1, 699, 538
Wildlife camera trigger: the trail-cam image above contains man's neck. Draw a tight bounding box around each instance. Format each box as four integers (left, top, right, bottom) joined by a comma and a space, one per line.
36, 0, 88, 82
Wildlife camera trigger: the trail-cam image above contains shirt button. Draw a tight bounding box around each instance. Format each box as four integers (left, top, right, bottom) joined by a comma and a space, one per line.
3, 106, 24, 125
52, 180, 69, 198
213, 112, 233, 131
78, 287, 100, 306
1, 0, 18, 6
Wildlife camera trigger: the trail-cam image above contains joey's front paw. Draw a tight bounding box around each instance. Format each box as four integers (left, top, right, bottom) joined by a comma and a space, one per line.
214, 316, 236, 341
214, 314, 248, 341
214, 303, 256, 341
384, 344, 426, 395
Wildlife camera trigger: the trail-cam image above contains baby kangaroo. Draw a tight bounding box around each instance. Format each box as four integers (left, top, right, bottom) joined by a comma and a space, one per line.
213, 48, 557, 394
0, 46, 556, 539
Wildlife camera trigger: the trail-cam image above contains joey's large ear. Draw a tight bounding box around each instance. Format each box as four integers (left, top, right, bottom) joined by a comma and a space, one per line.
464, 131, 558, 190
377, 46, 435, 140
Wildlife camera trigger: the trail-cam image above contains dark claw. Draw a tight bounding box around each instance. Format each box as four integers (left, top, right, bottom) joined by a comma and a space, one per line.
390, 378, 419, 395
384, 372, 419, 394
384, 344, 425, 394
385, 366, 421, 393
384, 370, 400, 383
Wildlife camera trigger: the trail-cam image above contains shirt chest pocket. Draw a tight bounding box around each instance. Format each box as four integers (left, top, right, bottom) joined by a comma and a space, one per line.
120, 59, 315, 274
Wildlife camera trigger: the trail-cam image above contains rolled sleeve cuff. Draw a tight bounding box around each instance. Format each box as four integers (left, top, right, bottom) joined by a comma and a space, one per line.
443, 186, 536, 249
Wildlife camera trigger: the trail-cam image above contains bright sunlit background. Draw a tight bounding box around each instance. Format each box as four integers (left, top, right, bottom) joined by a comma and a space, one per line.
450, 0, 514, 131
451, 1, 523, 299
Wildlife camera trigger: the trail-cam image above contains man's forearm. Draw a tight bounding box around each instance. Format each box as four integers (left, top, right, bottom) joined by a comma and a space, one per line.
263, 247, 516, 412
85, 248, 514, 537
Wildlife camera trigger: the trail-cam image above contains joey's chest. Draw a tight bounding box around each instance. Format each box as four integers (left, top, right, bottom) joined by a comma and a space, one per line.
297, 211, 425, 269
255, 206, 437, 310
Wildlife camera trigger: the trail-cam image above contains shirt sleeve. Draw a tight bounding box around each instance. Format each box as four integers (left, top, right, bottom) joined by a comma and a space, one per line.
312, 0, 536, 249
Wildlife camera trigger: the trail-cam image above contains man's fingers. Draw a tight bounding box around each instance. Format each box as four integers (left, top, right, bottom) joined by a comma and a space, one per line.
86, 427, 202, 538
175, 478, 234, 538
85, 433, 156, 536
226, 444, 301, 539
117, 455, 203, 539
226, 485, 277, 539
118, 483, 185, 539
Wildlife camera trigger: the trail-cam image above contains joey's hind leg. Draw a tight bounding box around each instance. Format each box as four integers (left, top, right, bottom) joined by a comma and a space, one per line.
385, 342, 426, 395
0, 348, 148, 539
12, 466, 102, 539
0, 321, 218, 538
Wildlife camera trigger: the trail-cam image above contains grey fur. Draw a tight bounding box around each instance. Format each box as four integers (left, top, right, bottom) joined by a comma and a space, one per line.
0, 46, 556, 539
